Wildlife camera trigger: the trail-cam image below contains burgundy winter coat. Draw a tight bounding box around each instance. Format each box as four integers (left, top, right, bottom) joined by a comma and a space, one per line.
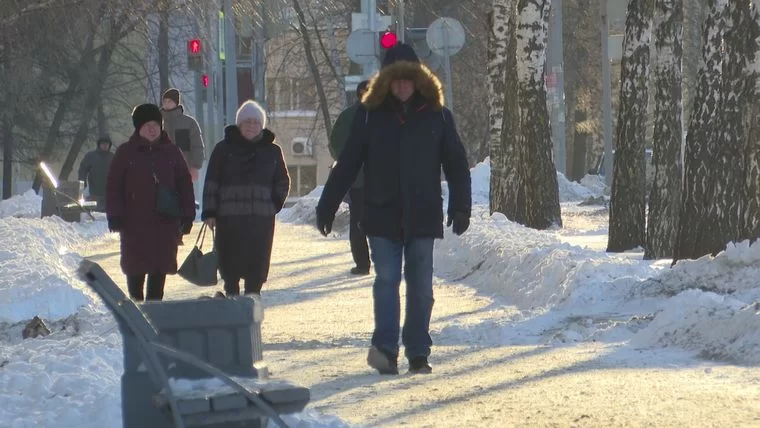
106, 132, 196, 276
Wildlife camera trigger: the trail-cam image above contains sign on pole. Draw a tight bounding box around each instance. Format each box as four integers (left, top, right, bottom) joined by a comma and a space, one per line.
426, 17, 465, 57
346, 29, 378, 65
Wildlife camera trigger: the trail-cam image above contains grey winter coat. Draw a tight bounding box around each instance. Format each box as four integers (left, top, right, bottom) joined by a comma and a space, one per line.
78, 148, 114, 200
162, 106, 205, 169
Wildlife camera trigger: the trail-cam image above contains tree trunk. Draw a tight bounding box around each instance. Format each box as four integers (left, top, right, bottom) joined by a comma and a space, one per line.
292, 0, 332, 137
645, 0, 683, 260
59, 45, 115, 181
516, 0, 562, 229
158, 6, 170, 94
2, 116, 12, 200
697, 1, 759, 253
489, 0, 511, 215
607, 0, 655, 252
674, 0, 728, 262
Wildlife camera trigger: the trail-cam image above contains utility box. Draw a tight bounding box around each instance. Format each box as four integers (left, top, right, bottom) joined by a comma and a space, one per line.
121, 297, 268, 428
41, 180, 84, 222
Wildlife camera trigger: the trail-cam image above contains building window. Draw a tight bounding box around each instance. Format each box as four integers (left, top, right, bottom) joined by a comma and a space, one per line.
266, 77, 315, 111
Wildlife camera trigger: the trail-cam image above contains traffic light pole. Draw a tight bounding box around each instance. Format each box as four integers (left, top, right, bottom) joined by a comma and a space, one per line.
223, 0, 238, 126
397, 0, 405, 42
362, 0, 379, 78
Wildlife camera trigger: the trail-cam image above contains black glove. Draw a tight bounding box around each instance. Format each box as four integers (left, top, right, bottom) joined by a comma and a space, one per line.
180, 217, 194, 235
316, 207, 334, 237
107, 217, 121, 233
447, 212, 470, 236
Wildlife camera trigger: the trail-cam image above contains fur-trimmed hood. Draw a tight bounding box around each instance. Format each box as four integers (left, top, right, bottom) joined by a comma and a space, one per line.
361, 61, 445, 111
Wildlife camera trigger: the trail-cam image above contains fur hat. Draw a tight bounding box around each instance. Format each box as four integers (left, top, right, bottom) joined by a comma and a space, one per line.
381, 43, 420, 69
162, 88, 180, 105
132, 103, 163, 132
235, 100, 267, 128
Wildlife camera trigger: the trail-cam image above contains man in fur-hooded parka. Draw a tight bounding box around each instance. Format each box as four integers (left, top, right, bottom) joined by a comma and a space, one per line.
316, 43, 471, 375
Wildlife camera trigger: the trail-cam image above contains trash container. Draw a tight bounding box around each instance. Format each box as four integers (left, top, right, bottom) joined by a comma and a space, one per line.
121, 296, 267, 428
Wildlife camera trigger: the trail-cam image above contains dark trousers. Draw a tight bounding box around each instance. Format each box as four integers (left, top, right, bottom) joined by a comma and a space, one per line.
127, 273, 167, 301
224, 278, 263, 296
348, 187, 370, 270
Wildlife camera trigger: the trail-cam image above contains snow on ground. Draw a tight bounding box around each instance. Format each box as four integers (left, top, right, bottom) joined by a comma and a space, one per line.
2, 157, 760, 427
0, 191, 349, 428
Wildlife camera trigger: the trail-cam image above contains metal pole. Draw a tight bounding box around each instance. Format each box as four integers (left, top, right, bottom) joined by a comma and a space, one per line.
442, 25, 454, 114
363, 0, 379, 78
550, 0, 566, 174
206, 1, 216, 147
600, 0, 613, 186
223, 0, 238, 126
398, 0, 405, 42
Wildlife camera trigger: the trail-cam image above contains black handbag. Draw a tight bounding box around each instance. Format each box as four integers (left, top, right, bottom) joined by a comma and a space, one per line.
151, 153, 181, 218
178, 224, 219, 286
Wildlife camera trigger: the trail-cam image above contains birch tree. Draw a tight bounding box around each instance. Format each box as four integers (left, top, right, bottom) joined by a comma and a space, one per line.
515, 0, 562, 229
607, 0, 655, 252
674, 0, 728, 261
489, 0, 524, 222
645, 0, 683, 260
740, 6, 760, 240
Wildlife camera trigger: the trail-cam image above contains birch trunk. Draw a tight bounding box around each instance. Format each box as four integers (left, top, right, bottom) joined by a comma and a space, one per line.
607, 0, 655, 252
516, 0, 562, 229
645, 0, 683, 260
674, 0, 728, 262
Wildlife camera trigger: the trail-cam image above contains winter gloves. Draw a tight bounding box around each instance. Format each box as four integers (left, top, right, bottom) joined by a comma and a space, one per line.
107, 217, 121, 233
316, 207, 334, 237
447, 212, 469, 236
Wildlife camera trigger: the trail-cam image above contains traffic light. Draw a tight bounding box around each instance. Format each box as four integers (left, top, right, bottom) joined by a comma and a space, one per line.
187, 38, 203, 71
202, 74, 209, 88
201, 74, 209, 102
377, 30, 398, 62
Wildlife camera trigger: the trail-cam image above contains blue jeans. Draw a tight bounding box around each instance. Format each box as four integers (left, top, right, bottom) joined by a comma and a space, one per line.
368, 236, 435, 359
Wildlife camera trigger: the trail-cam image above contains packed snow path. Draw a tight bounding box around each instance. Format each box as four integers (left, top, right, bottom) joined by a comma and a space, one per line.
86, 222, 760, 427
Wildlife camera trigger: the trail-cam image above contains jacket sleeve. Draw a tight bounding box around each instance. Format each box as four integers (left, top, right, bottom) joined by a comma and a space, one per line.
201, 143, 223, 220
440, 108, 472, 219
78, 152, 92, 184
105, 146, 128, 220
189, 119, 205, 169
272, 145, 290, 213
317, 106, 367, 218
173, 145, 196, 219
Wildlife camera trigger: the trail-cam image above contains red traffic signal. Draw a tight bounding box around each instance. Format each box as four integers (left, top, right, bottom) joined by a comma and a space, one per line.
188, 39, 201, 54
202, 74, 209, 88
379, 31, 397, 49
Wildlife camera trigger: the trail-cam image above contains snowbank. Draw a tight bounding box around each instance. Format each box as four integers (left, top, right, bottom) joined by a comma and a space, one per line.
0, 197, 109, 323
0, 189, 43, 218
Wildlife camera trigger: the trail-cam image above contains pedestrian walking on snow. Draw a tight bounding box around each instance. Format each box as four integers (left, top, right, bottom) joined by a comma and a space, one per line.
316, 43, 472, 375
201, 100, 290, 297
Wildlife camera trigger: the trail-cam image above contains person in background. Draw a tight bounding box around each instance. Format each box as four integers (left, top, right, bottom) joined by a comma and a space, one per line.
201, 100, 290, 297
329, 80, 371, 276
161, 88, 205, 244
78, 135, 114, 212
316, 43, 471, 375
106, 103, 196, 301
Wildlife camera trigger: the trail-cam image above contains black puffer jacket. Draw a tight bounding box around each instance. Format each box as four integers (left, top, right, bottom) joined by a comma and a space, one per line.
318, 60, 471, 241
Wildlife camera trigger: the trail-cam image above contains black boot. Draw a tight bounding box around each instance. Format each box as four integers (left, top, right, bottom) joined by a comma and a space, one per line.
367, 346, 398, 375
350, 266, 370, 275
408, 356, 432, 374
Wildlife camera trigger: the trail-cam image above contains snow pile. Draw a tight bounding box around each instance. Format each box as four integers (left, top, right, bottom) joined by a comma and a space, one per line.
556, 172, 604, 202
277, 186, 350, 232
0, 216, 109, 323
0, 189, 42, 218
579, 174, 608, 196
630, 240, 760, 364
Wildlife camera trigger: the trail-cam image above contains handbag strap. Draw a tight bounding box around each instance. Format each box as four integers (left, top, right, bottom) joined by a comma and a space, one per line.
194, 223, 216, 250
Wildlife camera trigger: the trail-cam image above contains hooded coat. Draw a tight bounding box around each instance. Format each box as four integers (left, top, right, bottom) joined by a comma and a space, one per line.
201, 126, 290, 285
78, 140, 114, 202
317, 57, 471, 241
105, 131, 196, 276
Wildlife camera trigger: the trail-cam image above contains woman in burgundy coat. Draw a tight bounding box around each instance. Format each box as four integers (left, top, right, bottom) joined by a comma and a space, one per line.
105, 103, 196, 301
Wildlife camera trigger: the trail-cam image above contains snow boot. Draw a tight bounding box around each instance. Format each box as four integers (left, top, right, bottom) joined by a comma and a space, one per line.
367, 346, 398, 375
408, 356, 432, 374
350, 266, 370, 275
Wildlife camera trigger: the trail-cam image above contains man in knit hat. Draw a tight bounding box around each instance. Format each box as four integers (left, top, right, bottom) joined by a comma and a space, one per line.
329, 80, 371, 276
316, 43, 471, 375
161, 88, 205, 181
78, 135, 114, 212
